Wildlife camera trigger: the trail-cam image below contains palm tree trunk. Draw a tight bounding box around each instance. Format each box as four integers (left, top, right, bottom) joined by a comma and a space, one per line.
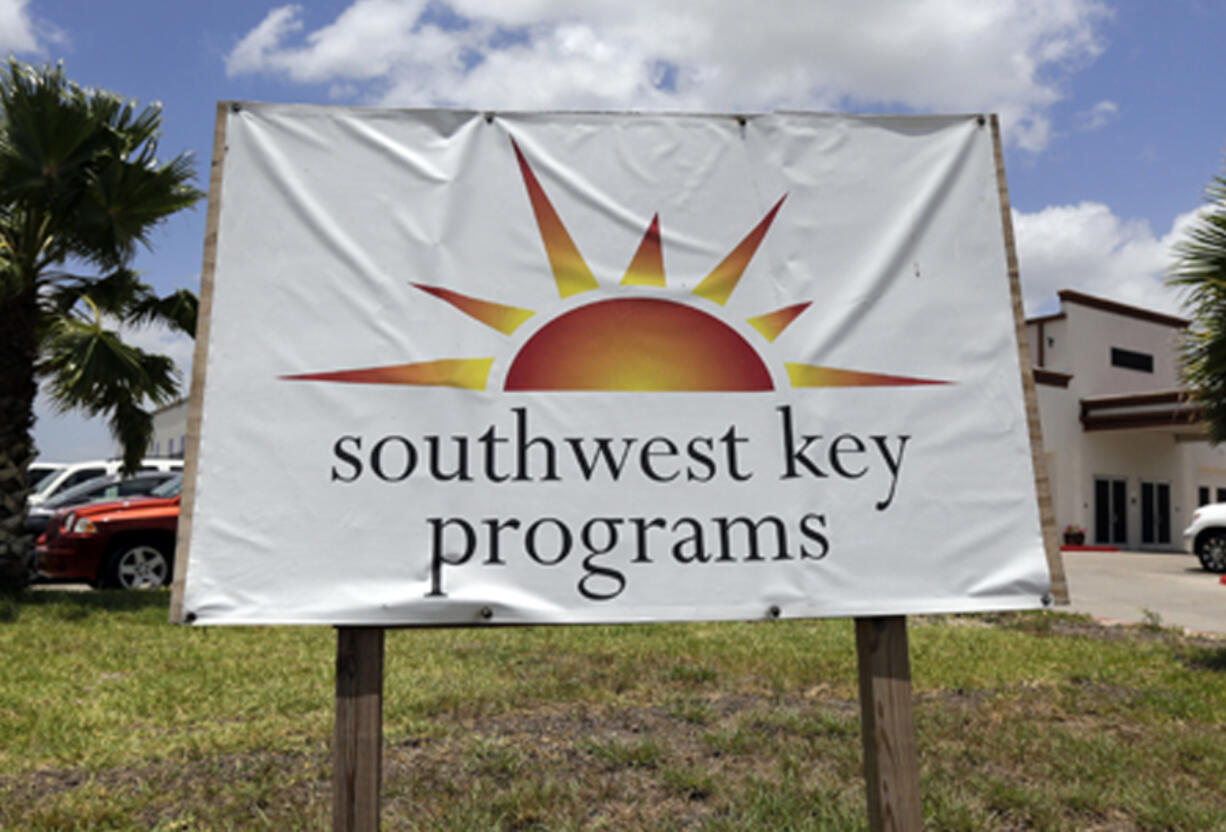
0, 288, 39, 589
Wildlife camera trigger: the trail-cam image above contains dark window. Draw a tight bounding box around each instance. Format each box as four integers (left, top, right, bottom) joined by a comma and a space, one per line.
1217, 488, 1226, 504
1110, 347, 1153, 373
59, 468, 106, 491
1200, 486, 1211, 506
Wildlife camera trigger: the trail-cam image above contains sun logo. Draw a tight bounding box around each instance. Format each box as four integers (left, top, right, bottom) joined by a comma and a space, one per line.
285, 139, 945, 392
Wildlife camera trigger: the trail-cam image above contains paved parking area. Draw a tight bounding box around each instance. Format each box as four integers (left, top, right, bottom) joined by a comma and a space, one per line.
1062, 549, 1226, 635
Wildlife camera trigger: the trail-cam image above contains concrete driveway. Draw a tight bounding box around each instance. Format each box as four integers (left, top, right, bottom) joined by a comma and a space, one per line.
1062, 549, 1226, 635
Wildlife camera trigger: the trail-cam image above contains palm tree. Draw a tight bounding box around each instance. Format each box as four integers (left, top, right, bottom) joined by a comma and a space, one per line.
0, 61, 202, 587
1170, 167, 1226, 442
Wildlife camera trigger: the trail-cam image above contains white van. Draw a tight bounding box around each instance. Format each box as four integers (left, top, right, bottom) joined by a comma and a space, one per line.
28, 458, 184, 507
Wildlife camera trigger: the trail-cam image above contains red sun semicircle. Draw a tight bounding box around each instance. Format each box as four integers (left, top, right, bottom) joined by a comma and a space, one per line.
504, 297, 773, 392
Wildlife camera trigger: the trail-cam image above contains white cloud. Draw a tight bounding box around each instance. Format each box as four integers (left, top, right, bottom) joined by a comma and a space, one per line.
1075, 99, 1118, 131
226, 4, 306, 77
225, 0, 1110, 151
0, 0, 40, 54
1013, 202, 1206, 317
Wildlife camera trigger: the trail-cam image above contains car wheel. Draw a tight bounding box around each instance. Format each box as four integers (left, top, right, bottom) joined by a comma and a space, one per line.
1197, 531, 1226, 573
105, 541, 172, 589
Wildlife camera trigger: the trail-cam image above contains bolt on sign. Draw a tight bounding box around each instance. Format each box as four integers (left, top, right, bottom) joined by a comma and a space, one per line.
170, 106, 1062, 626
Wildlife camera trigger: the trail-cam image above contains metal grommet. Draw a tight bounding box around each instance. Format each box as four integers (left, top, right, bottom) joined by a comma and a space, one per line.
230, 102, 242, 113
484, 112, 495, 124
480, 606, 494, 620
976, 114, 986, 127
1041, 594, 1053, 607
768, 605, 781, 619
736, 115, 747, 127
184, 611, 198, 624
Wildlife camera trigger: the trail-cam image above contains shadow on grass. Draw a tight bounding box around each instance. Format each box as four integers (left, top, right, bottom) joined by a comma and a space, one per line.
2, 587, 169, 622
1182, 645, 1226, 672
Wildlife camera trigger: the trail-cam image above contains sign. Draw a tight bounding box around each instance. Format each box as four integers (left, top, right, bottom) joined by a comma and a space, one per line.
173, 105, 1056, 625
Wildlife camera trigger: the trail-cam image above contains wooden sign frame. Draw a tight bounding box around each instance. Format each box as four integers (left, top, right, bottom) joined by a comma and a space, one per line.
172, 105, 1064, 832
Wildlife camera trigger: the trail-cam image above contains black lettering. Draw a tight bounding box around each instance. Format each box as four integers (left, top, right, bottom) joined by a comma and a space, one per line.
331, 435, 363, 482
514, 407, 560, 482
640, 437, 680, 482
426, 436, 471, 481
525, 517, 572, 565
671, 517, 709, 563
777, 405, 825, 479
631, 516, 666, 562
578, 518, 627, 601
829, 434, 867, 479
477, 425, 509, 482
871, 435, 910, 510
426, 517, 476, 596
799, 513, 829, 560
483, 517, 521, 565
565, 436, 635, 481
715, 515, 789, 562
720, 426, 753, 481
371, 436, 417, 482
685, 437, 716, 482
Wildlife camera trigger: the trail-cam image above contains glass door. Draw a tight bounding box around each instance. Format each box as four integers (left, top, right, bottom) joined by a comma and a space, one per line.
1141, 481, 1171, 545
1094, 477, 1127, 545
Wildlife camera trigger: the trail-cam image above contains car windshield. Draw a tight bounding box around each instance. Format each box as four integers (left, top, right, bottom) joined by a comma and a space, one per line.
150, 474, 183, 498
28, 466, 61, 489
43, 475, 122, 509
42, 472, 171, 510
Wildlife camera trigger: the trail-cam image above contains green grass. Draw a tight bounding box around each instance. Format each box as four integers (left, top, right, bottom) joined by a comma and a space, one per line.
3, 591, 1226, 830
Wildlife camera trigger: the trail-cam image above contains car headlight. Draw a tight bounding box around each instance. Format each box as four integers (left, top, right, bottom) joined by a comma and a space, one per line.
66, 515, 97, 535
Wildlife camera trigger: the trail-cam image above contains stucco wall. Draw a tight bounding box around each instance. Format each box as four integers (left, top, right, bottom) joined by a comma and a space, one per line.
151, 400, 189, 459
1062, 303, 1181, 396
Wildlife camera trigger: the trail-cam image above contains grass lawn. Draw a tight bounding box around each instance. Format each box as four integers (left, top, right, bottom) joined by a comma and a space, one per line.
2, 590, 1226, 830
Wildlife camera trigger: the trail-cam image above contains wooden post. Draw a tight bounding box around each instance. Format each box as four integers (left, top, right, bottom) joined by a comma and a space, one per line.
334, 627, 385, 832
856, 616, 922, 832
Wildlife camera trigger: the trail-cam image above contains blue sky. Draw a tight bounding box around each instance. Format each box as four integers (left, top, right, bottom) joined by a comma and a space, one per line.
5, 0, 1224, 460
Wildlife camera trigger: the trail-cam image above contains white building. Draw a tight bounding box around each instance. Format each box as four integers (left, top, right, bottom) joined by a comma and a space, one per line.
150, 398, 189, 460
1029, 289, 1226, 550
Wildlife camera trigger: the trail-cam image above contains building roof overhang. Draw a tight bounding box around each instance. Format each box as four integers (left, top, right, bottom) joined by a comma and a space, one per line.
1079, 390, 1205, 437
1034, 368, 1072, 388
1055, 289, 1190, 329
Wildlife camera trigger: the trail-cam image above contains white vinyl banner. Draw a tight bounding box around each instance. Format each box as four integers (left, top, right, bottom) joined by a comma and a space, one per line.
178, 105, 1053, 625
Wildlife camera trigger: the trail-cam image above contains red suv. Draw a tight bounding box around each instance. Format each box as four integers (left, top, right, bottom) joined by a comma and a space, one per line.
37, 475, 181, 589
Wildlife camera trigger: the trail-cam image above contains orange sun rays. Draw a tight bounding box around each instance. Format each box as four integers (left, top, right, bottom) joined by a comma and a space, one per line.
282, 137, 949, 392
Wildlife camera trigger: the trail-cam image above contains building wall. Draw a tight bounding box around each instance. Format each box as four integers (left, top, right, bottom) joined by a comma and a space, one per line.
1029, 316, 1069, 373
1061, 304, 1181, 396
1179, 441, 1226, 510
1034, 381, 1082, 532
151, 399, 189, 459
1029, 293, 1199, 550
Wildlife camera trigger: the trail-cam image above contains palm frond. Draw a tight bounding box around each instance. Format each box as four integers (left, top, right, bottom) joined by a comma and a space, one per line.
125, 288, 197, 337
37, 312, 179, 414
106, 399, 155, 475
41, 267, 152, 318
1169, 168, 1226, 442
